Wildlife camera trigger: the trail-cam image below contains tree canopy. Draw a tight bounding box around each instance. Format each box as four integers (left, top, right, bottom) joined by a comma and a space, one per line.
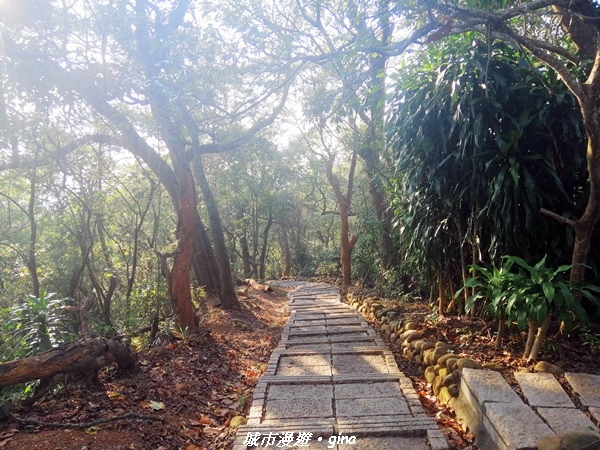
0, 0, 598, 361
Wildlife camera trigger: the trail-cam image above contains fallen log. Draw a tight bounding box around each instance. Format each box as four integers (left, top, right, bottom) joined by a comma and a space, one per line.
244, 278, 272, 293
0, 337, 136, 388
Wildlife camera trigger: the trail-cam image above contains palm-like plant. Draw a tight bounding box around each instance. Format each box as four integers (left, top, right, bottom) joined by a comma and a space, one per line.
3, 291, 75, 359
388, 35, 587, 313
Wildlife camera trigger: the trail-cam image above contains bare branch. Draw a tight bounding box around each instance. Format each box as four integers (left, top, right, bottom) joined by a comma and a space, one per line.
0, 134, 116, 171
540, 208, 577, 228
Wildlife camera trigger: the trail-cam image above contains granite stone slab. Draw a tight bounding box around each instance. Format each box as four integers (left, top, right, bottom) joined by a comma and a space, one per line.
268, 383, 334, 400
333, 364, 392, 375
335, 396, 411, 416
276, 365, 332, 376
336, 415, 439, 435
482, 402, 553, 450
565, 373, 600, 407
279, 354, 332, 366
332, 353, 386, 366
265, 397, 334, 419
334, 381, 403, 399
514, 372, 574, 408
537, 407, 599, 435
284, 343, 332, 351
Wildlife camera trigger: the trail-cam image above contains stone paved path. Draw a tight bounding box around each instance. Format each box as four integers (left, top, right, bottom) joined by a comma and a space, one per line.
233, 281, 449, 450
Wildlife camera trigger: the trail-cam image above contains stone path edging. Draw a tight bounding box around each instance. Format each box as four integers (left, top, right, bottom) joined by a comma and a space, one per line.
345, 291, 600, 450
232, 281, 450, 450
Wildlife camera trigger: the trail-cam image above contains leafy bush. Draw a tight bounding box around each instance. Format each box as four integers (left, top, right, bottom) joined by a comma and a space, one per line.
2, 291, 76, 360
461, 256, 600, 359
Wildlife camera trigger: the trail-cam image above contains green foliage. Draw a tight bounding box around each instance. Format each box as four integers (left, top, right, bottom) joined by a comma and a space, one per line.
580, 327, 600, 349
388, 36, 587, 295
463, 256, 600, 330
2, 291, 76, 360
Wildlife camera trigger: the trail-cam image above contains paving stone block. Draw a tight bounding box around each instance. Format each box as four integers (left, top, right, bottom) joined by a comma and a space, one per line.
330, 341, 379, 349
427, 429, 451, 450
285, 343, 332, 351
292, 319, 328, 326
481, 402, 554, 450
260, 375, 331, 384
514, 372, 574, 408
333, 364, 392, 375
268, 383, 334, 400
280, 354, 332, 366
265, 397, 334, 419
332, 373, 401, 383
537, 407, 599, 435
276, 365, 332, 376
336, 416, 438, 435
335, 396, 411, 416
565, 373, 600, 407
332, 353, 386, 366
290, 325, 329, 333
459, 368, 522, 428
334, 381, 403, 399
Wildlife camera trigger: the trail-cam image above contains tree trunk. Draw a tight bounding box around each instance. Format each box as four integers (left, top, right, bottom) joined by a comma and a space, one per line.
570, 104, 600, 287
258, 214, 273, 280
240, 235, 254, 278
0, 337, 136, 388
192, 213, 221, 292
323, 152, 358, 292
438, 273, 446, 315
169, 169, 199, 329
527, 316, 551, 362
356, 0, 399, 272
523, 319, 537, 359
191, 154, 240, 310
456, 217, 468, 314
495, 315, 506, 350
280, 226, 291, 278
27, 168, 40, 298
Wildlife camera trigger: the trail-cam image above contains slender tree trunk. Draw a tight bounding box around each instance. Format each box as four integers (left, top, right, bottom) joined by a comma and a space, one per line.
27, 169, 40, 298
523, 320, 537, 359
259, 214, 273, 280
438, 273, 446, 316
280, 226, 291, 278
527, 316, 551, 362
356, 0, 399, 272
192, 213, 221, 292
569, 105, 600, 286
191, 155, 240, 310
96, 217, 117, 326
456, 217, 468, 314
324, 152, 358, 292
340, 204, 352, 290
495, 315, 506, 350
240, 235, 253, 278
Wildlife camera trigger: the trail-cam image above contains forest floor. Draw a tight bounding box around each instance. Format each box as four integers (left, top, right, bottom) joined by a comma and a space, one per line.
1, 283, 598, 450
0, 287, 290, 450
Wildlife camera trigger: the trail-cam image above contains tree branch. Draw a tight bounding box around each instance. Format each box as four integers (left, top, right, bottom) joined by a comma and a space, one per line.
0, 134, 116, 171
540, 208, 577, 228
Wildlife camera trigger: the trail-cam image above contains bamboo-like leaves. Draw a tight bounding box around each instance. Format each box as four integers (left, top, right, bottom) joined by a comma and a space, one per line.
388, 36, 587, 292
